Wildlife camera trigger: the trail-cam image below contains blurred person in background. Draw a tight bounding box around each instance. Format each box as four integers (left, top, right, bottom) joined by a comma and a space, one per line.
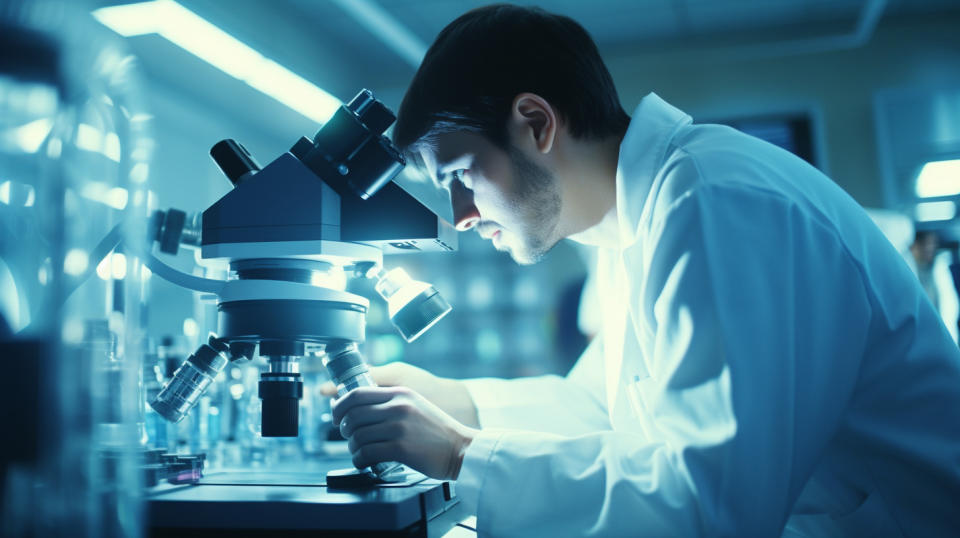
907, 229, 941, 310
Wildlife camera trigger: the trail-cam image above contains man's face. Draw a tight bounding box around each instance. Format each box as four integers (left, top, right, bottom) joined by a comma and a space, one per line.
419, 131, 563, 265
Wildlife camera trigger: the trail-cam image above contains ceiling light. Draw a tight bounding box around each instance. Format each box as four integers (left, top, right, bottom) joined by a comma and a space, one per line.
92, 0, 340, 123
915, 159, 960, 198
915, 201, 956, 222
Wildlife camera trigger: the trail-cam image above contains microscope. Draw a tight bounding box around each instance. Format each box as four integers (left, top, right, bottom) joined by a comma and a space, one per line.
145, 89, 455, 482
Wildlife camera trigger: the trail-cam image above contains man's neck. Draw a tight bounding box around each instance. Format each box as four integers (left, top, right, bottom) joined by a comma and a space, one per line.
556, 132, 624, 246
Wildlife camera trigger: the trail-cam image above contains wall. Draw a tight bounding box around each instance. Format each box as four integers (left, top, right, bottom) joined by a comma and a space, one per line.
603, 11, 960, 208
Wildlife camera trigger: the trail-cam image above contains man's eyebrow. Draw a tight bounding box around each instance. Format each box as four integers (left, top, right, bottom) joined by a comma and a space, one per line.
406, 141, 445, 186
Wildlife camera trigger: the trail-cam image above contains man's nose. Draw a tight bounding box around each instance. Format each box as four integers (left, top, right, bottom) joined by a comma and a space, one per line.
451, 181, 480, 231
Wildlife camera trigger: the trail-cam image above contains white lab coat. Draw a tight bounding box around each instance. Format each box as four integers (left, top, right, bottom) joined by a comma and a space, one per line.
456, 94, 960, 536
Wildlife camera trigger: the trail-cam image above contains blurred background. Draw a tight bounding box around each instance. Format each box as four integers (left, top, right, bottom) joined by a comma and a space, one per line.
2, 1, 959, 534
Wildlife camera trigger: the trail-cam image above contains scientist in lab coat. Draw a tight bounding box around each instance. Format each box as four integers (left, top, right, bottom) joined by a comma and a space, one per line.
330, 5, 960, 536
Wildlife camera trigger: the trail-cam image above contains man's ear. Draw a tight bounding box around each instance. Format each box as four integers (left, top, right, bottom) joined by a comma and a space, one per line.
510, 93, 557, 154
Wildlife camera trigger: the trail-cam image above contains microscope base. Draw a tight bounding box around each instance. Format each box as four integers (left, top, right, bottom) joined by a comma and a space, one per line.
146, 464, 463, 537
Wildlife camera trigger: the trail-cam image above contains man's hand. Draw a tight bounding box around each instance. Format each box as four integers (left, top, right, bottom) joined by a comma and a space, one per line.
331, 386, 478, 479
321, 362, 480, 428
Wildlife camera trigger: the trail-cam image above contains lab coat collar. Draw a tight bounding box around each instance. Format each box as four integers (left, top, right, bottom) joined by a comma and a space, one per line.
602, 94, 692, 413
616, 93, 693, 246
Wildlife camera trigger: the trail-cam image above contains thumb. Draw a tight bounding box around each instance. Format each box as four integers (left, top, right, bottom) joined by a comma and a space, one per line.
368, 363, 404, 386
319, 381, 338, 397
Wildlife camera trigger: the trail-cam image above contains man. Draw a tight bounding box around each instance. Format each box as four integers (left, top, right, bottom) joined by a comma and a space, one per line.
907, 230, 941, 311
331, 5, 960, 536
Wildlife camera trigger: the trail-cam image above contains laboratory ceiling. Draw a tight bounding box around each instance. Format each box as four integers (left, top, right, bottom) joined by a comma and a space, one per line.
91, 0, 960, 140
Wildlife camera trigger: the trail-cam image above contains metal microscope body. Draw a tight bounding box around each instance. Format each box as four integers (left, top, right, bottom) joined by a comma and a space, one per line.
150, 89, 454, 442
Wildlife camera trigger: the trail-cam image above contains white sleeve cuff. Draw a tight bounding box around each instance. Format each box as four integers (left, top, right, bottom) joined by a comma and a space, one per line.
462, 376, 609, 435
462, 377, 514, 429
454, 429, 505, 517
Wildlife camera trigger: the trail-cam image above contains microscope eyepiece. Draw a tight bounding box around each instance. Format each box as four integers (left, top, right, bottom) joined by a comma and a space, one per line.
346, 89, 375, 115
210, 139, 261, 186
292, 89, 404, 200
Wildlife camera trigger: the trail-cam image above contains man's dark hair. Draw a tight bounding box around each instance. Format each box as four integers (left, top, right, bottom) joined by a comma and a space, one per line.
393, 4, 630, 155
915, 230, 939, 244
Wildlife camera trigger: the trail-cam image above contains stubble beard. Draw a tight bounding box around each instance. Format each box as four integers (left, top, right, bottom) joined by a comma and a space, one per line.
505, 145, 562, 265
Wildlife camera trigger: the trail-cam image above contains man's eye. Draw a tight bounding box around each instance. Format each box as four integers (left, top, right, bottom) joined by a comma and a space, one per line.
439, 169, 470, 191
437, 174, 452, 190
453, 169, 471, 188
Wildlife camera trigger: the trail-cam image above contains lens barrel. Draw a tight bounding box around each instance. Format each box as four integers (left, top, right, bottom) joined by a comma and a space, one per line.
150, 336, 229, 423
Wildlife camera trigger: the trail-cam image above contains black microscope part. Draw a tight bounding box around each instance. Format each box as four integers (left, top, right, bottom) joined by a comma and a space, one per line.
259, 373, 303, 437
347, 88, 395, 136
258, 340, 305, 357
187, 335, 229, 377
149, 208, 202, 255
227, 341, 256, 362
210, 139, 262, 186
296, 88, 405, 200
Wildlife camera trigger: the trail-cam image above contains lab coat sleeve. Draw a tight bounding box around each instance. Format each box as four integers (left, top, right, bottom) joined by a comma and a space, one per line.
461, 335, 610, 435
459, 174, 872, 536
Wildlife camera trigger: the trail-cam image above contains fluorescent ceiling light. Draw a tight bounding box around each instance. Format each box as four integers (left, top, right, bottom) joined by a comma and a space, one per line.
92, 0, 340, 123
330, 0, 426, 68
92, 2, 159, 36
915, 201, 957, 222
915, 159, 960, 198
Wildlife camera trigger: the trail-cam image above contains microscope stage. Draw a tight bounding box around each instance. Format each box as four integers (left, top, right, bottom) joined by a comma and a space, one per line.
147, 462, 463, 536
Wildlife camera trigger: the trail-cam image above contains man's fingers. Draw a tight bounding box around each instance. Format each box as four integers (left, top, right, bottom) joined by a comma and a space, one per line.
331, 387, 398, 424
352, 441, 406, 470
339, 402, 408, 438
346, 422, 404, 454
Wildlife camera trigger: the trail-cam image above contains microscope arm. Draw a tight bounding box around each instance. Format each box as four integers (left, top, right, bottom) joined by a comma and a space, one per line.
19, 219, 224, 335
134, 244, 224, 294
79, 219, 226, 295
